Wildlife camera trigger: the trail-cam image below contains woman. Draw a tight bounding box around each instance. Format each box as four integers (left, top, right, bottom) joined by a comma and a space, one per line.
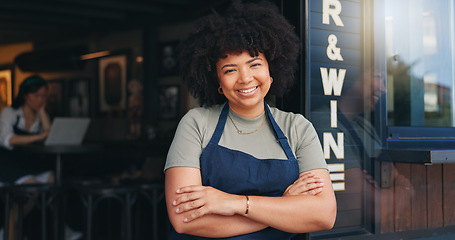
164, 1, 336, 239
0, 75, 53, 184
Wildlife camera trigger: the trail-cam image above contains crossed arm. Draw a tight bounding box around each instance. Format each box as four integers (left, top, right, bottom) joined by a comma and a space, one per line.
165, 166, 337, 238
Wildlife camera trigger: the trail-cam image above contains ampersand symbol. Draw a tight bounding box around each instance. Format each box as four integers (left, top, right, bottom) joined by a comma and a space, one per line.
327, 34, 343, 61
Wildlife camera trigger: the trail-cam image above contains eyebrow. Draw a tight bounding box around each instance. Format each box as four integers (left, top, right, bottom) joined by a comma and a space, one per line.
220, 57, 263, 70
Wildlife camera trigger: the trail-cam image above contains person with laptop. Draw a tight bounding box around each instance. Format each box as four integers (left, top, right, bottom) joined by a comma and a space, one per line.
0, 75, 83, 240
0, 75, 53, 185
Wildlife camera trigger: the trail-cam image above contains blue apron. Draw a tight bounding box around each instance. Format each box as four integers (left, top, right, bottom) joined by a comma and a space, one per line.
169, 103, 299, 239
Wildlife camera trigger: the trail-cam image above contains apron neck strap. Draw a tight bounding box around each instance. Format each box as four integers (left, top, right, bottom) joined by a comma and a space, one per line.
264, 103, 296, 160
209, 103, 230, 145
210, 102, 296, 160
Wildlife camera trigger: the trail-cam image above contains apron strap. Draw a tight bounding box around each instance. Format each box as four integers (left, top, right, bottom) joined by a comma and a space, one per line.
264, 103, 296, 160
210, 102, 296, 160
209, 103, 229, 145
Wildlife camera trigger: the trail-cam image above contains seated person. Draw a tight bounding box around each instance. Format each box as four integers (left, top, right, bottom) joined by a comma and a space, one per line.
0, 75, 53, 185
0, 75, 83, 240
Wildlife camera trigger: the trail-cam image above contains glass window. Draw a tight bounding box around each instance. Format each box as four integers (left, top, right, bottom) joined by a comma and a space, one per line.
385, 0, 455, 127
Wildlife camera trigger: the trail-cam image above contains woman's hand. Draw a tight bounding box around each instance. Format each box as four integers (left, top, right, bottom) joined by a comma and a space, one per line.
37, 130, 49, 141
37, 106, 51, 132
283, 171, 324, 196
173, 185, 246, 223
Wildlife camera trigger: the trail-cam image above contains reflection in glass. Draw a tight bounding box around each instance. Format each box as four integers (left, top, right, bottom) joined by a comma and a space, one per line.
385, 0, 455, 127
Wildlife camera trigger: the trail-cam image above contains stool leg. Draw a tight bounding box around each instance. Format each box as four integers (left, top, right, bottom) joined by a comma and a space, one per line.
134, 198, 140, 240
54, 197, 59, 240
17, 202, 24, 240
126, 194, 132, 240
86, 195, 93, 240
152, 189, 157, 240
8, 205, 17, 240
108, 200, 113, 240
4, 190, 10, 240
41, 192, 46, 240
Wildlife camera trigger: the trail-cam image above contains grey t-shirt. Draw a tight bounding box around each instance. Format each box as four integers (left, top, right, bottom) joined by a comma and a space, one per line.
164, 104, 327, 173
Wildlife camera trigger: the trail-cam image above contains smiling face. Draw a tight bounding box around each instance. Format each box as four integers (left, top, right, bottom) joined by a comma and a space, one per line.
216, 51, 272, 118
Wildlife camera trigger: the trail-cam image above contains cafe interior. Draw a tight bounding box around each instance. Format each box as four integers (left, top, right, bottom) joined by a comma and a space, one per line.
0, 0, 237, 239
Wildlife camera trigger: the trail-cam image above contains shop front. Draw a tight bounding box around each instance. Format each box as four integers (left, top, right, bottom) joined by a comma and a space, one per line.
282, 0, 455, 239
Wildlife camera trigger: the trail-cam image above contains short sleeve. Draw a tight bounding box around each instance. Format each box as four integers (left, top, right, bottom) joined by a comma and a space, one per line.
164, 108, 207, 172
293, 116, 328, 172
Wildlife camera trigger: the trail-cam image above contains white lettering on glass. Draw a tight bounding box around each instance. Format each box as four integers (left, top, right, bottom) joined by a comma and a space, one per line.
320, 67, 346, 96
321, 0, 346, 192
329, 173, 345, 181
327, 163, 345, 191
323, 132, 344, 159
327, 34, 344, 61
322, 0, 344, 26
331, 100, 337, 128
327, 163, 344, 172
332, 182, 345, 191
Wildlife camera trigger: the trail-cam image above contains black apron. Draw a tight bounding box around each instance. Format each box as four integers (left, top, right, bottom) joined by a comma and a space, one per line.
0, 114, 50, 183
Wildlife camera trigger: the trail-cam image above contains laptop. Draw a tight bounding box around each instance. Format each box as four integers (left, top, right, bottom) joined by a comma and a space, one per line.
44, 117, 91, 146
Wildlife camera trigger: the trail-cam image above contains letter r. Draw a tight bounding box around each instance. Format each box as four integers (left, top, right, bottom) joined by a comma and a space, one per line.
323, 0, 344, 26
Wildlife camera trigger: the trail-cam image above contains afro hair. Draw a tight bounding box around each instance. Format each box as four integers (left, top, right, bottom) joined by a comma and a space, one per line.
178, 0, 301, 106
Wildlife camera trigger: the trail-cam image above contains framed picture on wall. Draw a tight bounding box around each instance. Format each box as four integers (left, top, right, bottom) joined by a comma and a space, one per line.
45, 78, 65, 119
158, 41, 179, 77
0, 65, 14, 111
68, 78, 90, 117
158, 85, 180, 120
98, 54, 127, 114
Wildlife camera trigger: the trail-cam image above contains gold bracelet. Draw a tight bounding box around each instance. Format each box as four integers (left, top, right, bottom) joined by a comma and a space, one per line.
245, 195, 250, 215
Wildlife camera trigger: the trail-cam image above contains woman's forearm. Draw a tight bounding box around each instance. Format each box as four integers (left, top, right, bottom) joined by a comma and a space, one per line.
238, 169, 336, 233
9, 133, 46, 146
243, 193, 336, 233
166, 167, 267, 237
173, 169, 336, 234
171, 209, 267, 238
171, 192, 335, 237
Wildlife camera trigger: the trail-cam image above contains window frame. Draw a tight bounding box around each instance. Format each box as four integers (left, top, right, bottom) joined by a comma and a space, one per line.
374, 0, 455, 161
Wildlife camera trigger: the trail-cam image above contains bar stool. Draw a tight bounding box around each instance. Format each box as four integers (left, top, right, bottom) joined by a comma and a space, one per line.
1, 185, 7, 240
133, 183, 170, 240
2, 183, 60, 240
76, 184, 137, 240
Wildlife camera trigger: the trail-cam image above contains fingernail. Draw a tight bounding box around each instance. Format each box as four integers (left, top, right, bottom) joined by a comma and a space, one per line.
176, 208, 180, 213
183, 218, 188, 222
173, 200, 176, 205
176, 188, 180, 193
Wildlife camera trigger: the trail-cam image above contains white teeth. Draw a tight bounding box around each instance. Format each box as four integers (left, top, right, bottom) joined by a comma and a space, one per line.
238, 86, 257, 93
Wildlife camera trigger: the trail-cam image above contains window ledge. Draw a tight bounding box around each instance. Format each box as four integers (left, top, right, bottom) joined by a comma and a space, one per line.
380, 149, 455, 165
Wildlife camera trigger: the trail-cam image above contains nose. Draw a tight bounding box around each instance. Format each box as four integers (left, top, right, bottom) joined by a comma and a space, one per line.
238, 69, 253, 84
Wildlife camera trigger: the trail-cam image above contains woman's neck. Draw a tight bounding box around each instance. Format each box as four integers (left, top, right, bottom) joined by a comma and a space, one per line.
228, 101, 265, 119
